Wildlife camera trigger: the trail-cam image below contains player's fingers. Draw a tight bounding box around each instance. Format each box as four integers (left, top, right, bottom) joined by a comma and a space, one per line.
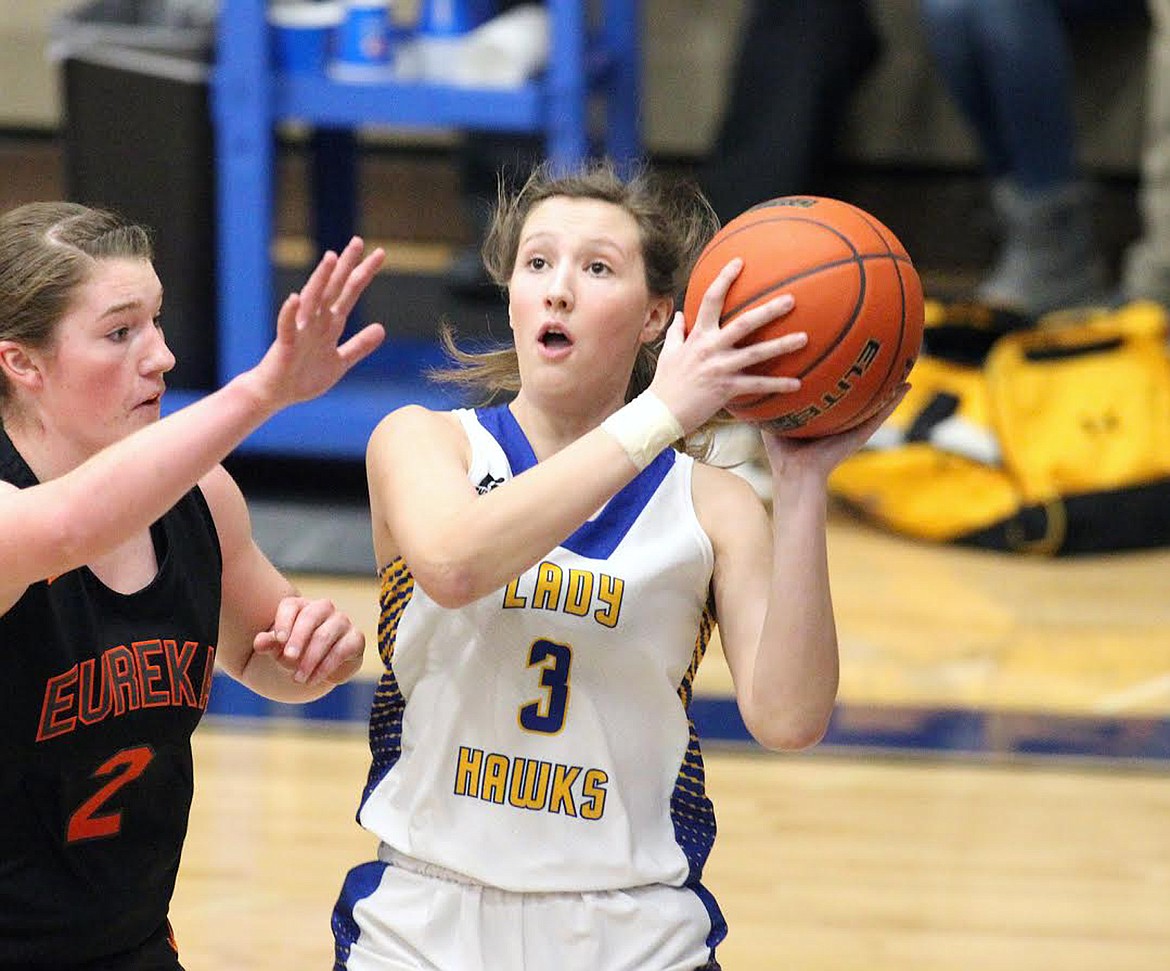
329, 248, 386, 323
728, 374, 806, 399
720, 294, 796, 344
661, 311, 687, 351
305, 628, 365, 687
867, 381, 911, 425
840, 380, 910, 434
275, 293, 300, 343
323, 236, 366, 300
280, 597, 336, 667
253, 630, 283, 655
812, 383, 911, 458
337, 323, 387, 368
730, 331, 807, 369
291, 609, 351, 683
269, 596, 309, 657
297, 251, 339, 324
725, 339, 809, 383
694, 258, 744, 330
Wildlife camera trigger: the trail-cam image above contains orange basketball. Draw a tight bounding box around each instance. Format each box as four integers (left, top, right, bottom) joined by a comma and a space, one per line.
682, 195, 924, 438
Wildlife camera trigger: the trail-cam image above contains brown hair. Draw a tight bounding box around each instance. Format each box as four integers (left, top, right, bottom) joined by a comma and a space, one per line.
431, 159, 719, 420
0, 202, 153, 406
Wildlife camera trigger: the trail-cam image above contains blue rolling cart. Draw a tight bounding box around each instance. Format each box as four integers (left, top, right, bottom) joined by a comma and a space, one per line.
166, 0, 642, 459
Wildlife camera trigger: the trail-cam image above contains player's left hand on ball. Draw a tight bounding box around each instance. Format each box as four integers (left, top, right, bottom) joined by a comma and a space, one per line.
253, 596, 366, 686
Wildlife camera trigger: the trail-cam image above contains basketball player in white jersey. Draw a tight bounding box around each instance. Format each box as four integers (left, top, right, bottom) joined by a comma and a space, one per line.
334, 161, 907, 970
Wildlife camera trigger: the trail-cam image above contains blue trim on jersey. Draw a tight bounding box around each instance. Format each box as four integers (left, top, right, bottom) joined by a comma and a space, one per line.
332, 860, 388, 969
477, 403, 540, 470
363, 670, 407, 807
689, 879, 728, 953
670, 726, 718, 885
476, 404, 677, 559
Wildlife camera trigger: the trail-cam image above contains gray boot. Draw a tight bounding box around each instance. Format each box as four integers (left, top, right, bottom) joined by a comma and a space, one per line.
977, 179, 1109, 316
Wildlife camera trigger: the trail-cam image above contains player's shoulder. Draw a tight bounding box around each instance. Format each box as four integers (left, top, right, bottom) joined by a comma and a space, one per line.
367, 406, 473, 477
370, 405, 465, 448
196, 462, 242, 510
195, 463, 248, 548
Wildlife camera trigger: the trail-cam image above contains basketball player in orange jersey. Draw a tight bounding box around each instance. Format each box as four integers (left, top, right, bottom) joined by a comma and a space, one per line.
0, 202, 386, 970
334, 161, 910, 970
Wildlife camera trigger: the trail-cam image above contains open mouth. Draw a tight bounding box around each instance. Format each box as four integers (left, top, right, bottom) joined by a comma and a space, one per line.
539, 325, 572, 348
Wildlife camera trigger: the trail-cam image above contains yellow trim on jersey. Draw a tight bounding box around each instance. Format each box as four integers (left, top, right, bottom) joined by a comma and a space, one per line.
377, 558, 415, 668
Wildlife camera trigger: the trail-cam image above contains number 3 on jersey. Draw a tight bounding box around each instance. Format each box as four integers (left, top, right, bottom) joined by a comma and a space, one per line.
519, 639, 571, 734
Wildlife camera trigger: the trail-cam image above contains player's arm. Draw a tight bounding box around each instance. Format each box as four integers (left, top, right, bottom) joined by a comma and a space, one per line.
707, 388, 911, 751
695, 462, 840, 752
367, 405, 645, 607
0, 239, 384, 617
0, 376, 296, 618
200, 465, 364, 700
0, 480, 27, 614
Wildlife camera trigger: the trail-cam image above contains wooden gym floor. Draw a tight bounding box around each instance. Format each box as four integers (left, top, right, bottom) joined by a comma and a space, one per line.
178, 509, 1170, 971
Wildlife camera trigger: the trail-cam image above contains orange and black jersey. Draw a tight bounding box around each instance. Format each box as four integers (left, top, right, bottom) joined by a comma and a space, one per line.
0, 426, 221, 967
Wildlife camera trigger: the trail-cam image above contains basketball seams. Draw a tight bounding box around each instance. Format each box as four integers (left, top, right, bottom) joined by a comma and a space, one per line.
731, 252, 916, 425
725, 258, 867, 410
820, 258, 913, 431
695, 215, 869, 279
830, 207, 912, 428
721, 256, 853, 324
719, 252, 910, 326
692, 216, 858, 300
729, 253, 910, 380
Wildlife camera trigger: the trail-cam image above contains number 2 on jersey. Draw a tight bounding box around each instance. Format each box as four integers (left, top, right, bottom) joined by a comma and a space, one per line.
520, 639, 571, 734
67, 744, 155, 843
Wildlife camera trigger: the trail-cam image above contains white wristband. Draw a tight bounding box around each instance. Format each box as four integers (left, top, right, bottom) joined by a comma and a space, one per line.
601, 391, 685, 471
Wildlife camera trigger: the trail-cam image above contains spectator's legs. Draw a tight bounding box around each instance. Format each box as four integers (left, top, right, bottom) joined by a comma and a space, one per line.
1122, 0, 1170, 306
921, 0, 1079, 188
699, 0, 880, 224
920, 0, 1110, 313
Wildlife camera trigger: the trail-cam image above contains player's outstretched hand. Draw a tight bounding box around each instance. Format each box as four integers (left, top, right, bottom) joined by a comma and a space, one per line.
250, 237, 387, 411
252, 595, 366, 687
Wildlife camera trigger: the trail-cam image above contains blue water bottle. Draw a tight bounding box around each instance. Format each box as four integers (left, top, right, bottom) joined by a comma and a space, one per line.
330, 0, 395, 80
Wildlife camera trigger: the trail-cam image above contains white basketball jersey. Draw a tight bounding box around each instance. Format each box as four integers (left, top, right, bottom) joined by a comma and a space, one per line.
357, 405, 719, 894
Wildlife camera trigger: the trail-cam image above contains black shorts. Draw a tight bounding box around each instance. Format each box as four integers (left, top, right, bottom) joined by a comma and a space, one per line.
7, 921, 183, 971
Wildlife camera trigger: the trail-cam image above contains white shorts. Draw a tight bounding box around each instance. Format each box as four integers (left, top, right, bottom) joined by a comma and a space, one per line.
332, 849, 724, 971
